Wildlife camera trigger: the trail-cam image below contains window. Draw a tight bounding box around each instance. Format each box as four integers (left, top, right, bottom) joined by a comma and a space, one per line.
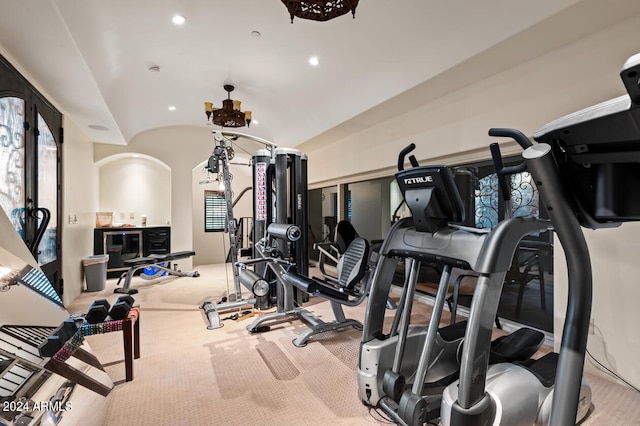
475, 171, 539, 229
204, 190, 227, 232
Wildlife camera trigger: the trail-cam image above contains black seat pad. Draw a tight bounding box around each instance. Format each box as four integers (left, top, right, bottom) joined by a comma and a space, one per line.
284, 273, 350, 302
123, 251, 195, 266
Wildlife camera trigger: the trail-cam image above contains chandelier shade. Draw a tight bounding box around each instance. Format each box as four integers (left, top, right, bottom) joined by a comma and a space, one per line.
281, 0, 359, 23
204, 85, 251, 128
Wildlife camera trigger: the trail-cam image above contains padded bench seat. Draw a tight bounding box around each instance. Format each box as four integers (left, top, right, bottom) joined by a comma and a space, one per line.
115, 251, 198, 294
124, 251, 196, 266
284, 273, 350, 302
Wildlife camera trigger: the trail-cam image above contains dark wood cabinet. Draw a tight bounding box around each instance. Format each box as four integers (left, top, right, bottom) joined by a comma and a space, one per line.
143, 227, 170, 256
94, 226, 170, 278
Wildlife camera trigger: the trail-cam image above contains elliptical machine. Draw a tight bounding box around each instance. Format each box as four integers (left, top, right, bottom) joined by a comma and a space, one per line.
442, 52, 640, 425
357, 145, 548, 424
439, 129, 592, 425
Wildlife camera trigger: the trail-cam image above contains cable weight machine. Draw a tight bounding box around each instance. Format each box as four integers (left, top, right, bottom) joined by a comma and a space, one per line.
201, 131, 309, 329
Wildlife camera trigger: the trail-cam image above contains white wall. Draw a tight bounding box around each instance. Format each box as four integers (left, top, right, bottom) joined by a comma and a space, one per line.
98, 156, 171, 227
94, 127, 263, 269
553, 224, 640, 388
304, 15, 640, 187
302, 13, 640, 388
94, 126, 213, 270
62, 117, 100, 305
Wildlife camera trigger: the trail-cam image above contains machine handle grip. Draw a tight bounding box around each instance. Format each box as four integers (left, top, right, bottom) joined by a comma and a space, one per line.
398, 143, 416, 171
489, 143, 512, 202
409, 155, 419, 168
488, 128, 533, 149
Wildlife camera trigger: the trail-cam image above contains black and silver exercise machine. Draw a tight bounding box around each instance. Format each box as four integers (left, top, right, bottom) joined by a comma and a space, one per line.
237, 221, 372, 346
442, 52, 640, 426
251, 146, 309, 309
357, 144, 547, 424
440, 51, 640, 425
436, 129, 590, 426
201, 131, 310, 330
201, 130, 278, 329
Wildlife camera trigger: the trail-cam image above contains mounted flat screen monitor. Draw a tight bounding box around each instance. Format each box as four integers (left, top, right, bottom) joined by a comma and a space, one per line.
533, 53, 640, 229
395, 165, 465, 233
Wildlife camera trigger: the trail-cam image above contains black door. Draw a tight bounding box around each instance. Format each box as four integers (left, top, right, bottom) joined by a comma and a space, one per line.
0, 54, 63, 297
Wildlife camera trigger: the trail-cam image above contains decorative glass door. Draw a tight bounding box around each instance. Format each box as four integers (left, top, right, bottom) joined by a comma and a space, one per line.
0, 97, 26, 240
36, 113, 58, 265
1, 54, 63, 298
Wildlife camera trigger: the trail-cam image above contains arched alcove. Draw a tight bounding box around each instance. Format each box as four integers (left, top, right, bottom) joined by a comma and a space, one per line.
97, 153, 171, 227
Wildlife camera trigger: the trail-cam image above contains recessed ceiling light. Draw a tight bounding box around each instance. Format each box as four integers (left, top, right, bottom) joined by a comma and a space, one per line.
252, 120, 259, 125
309, 56, 319, 66
251, 30, 261, 38
168, 106, 176, 111
172, 15, 185, 25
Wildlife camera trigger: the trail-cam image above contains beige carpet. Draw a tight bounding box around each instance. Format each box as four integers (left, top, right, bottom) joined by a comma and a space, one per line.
66, 263, 640, 425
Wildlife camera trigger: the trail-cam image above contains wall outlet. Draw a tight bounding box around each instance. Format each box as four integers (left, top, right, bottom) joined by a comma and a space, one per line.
129, 212, 135, 220
589, 318, 595, 334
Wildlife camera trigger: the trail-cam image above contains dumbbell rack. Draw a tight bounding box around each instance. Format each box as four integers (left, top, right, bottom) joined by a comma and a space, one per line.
45, 308, 141, 396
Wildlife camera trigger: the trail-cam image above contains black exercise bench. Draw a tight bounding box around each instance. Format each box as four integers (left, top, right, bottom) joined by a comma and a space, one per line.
114, 250, 199, 294
281, 237, 372, 347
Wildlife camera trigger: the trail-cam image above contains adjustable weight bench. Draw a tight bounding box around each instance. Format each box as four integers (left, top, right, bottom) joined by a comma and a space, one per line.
282, 237, 372, 347
114, 250, 199, 294
314, 220, 359, 281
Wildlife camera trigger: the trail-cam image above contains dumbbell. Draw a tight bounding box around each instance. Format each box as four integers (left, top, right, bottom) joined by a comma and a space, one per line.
38, 318, 78, 357
85, 299, 111, 324
109, 295, 135, 320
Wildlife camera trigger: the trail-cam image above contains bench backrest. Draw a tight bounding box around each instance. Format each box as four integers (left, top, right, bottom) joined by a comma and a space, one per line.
336, 237, 369, 290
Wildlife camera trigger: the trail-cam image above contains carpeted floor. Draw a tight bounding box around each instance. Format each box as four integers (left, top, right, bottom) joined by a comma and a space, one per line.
66, 263, 640, 425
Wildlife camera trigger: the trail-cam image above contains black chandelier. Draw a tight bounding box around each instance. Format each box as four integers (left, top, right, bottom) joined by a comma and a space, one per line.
204, 85, 252, 128
281, 0, 359, 23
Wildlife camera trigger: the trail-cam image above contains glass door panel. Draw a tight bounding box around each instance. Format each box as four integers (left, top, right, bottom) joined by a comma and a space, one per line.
36, 113, 57, 266
0, 96, 26, 238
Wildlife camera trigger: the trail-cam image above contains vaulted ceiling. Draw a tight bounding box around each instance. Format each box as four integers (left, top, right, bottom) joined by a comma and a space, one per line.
0, 0, 635, 148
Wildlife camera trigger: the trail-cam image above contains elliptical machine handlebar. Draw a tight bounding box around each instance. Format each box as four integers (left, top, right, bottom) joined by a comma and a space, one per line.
489, 143, 517, 205
481, 127, 592, 426
488, 127, 532, 149
392, 143, 419, 223
397, 143, 419, 171
489, 128, 533, 218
